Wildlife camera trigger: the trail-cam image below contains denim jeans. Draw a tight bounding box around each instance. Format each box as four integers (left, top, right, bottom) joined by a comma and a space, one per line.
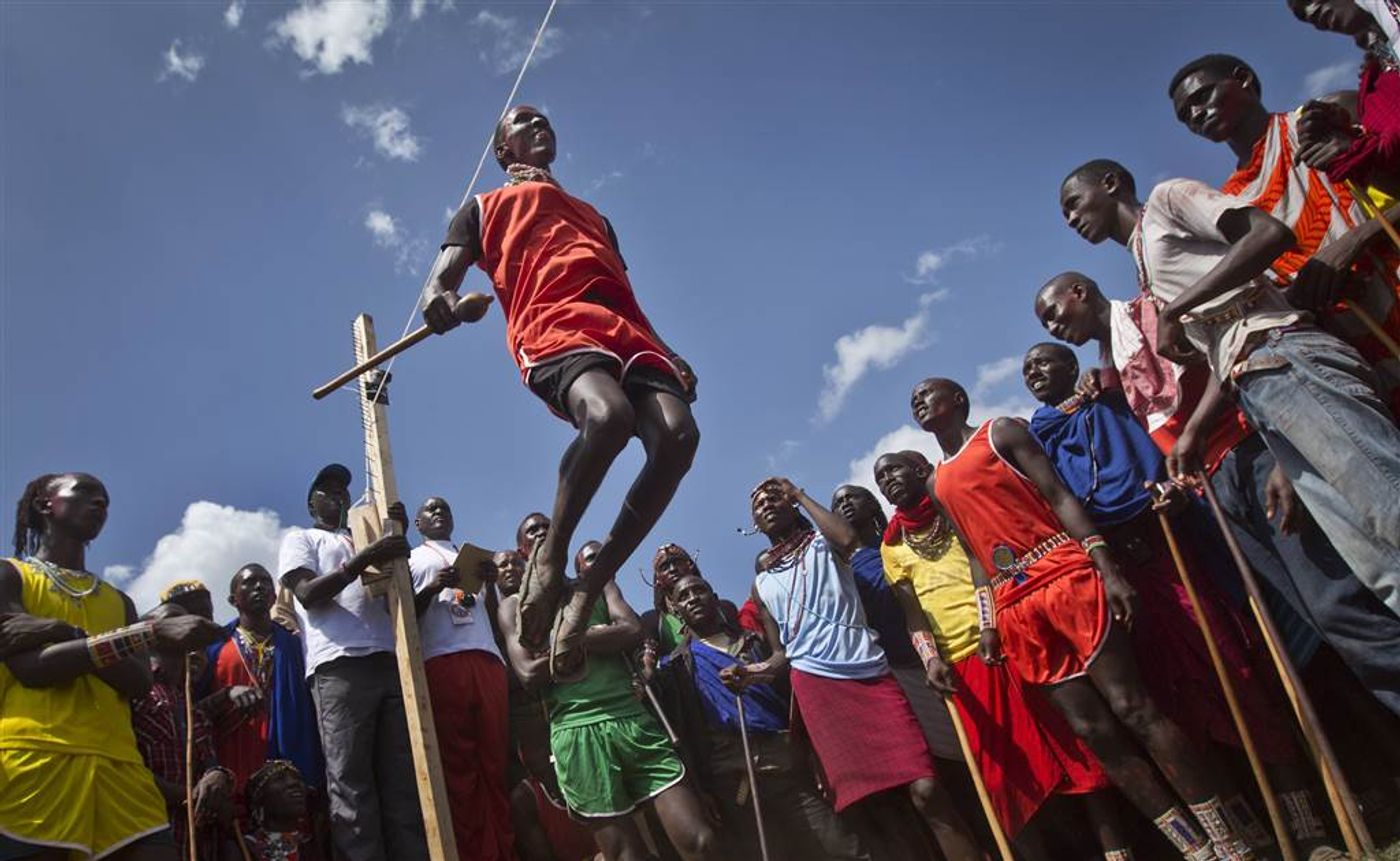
1211, 433, 1400, 716
1234, 327, 1400, 618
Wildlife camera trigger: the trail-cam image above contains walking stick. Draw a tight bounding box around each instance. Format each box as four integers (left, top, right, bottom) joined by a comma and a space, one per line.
734, 695, 773, 861
233, 825, 255, 861
943, 696, 1014, 861
1341, 179, 1400, 362
1152, 493, 1295, 861
1197, 475, 1374, 859
185, 656, 198, 861
625, 654, 681, 746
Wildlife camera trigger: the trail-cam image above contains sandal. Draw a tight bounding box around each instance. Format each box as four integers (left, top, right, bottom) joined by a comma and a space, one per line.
516, 540, 558, 654
549, 589, 591, 683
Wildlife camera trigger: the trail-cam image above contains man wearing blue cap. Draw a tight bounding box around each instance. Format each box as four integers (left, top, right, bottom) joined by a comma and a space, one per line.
278, 463, 428, 861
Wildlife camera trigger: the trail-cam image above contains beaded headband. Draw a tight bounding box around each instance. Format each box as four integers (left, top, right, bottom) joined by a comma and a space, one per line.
159, 579, 209, 602
246, 760, 301, 809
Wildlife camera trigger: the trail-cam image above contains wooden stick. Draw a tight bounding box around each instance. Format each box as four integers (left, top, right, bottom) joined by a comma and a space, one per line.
1345, 179, 1400, 255
233, 824, 255, 861
1153, 503, 1296, 861
185, 656, 198, 861
630, 656, 681, 746
944, 697, 1014, 861
735, 695, 773, 861
1343, 299, 1400, 362
1198, 476, 1374, 859
1337, 180, 1400, 362
312, 325, 432, 400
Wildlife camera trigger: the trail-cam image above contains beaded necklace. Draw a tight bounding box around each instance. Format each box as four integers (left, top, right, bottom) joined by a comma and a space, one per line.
505, 163, 560, 187
235, 625, 276, 691
27, 556, 101, 599
901, 519, 954, 562
759, 529, 816, 641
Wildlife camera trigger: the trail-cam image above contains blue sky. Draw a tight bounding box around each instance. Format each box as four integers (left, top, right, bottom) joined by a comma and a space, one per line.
1, 0, 1363, 619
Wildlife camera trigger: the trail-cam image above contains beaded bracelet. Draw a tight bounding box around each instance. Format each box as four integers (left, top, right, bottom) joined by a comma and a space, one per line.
910, 630, 939, 667
1080, 534, 1109, 556
975, 586, 996, 630
86, 621, 156, 668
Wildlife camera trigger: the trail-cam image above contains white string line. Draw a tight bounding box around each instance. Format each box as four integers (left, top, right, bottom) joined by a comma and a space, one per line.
360, 0, 560, 504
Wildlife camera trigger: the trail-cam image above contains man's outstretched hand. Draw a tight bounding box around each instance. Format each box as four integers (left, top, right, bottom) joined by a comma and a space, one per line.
423, 291, 493, 334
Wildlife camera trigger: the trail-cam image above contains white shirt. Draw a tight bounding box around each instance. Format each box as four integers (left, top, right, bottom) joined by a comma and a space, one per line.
1135, 178, 1302, 377
409, 540, 503, 663
278, 526, 396, 676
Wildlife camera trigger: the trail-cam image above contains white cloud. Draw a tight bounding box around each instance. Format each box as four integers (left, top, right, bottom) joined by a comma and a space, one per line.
908, 235, 997, 284
271, 0, 391, 76
365, 209, 402, 246
104, 502, 286, 619
343, 105, 421, 161
973, 355, 1021, 397
1302, 59, 1357, 99
968, 395, 1037, 427
587, 170, 625, 194
159, 39, 205, 83
364, 208, 428, 273
474, 9, 562, 75
224, 0, 244, 29
410, 0, 453, 21
816, 292, 941, 424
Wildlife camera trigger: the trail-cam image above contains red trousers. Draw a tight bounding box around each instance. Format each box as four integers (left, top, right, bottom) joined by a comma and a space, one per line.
424, 650, 515, 861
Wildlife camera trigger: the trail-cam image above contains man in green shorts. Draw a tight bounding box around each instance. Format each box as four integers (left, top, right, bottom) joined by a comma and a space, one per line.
497, 541, 719, 861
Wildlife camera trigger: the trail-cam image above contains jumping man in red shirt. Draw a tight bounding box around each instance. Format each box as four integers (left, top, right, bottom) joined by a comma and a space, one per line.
421, 106, 699, 676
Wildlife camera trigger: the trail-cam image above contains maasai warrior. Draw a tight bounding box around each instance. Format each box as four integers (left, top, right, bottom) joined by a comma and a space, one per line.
828, 484, 962, 762
1166, 52, 1400, 416
912, 379, 1260, 861
277, 463, 427, 861
731, 477, 983, 861
494, 547, 600, 861
131, 603, 235, 859
1034, 271, 1400, 716
424, 105, 700, 679
517, 512, 550, 556
497, 542, 717, 861
653, 570, 871, 861
0, 472, 226, 861
642, 543, 741, 657
1060, 159, 1400, 620
203, 564, 322, 808
1022, 343, 1334, 853
408, 496, 513, 861
868, 453, 1124, 860
161, 580, 214, 621
241, 760, 311, 861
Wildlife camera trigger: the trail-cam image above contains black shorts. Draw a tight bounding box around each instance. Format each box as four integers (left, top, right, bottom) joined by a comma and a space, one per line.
527, 351, 694, 424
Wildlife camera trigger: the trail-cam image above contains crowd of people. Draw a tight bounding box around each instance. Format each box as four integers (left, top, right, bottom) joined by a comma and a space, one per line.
6, 1, 1400, 859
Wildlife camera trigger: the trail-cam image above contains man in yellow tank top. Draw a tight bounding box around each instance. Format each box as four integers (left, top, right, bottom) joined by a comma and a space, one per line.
0, 472, 225, 860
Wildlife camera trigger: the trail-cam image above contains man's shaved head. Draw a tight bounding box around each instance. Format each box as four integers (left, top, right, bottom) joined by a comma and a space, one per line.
1061, 159, 1136, 197
1168, 53, 1260, 99
1035, 272, 1108, 346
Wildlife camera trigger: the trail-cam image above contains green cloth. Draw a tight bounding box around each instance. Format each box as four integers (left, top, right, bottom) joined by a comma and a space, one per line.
546, 597, 647, 730
658, 612, 685, 653
550, 713, 685, 817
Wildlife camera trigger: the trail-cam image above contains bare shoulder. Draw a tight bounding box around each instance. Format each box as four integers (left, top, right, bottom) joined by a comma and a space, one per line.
0, 560, 22, 610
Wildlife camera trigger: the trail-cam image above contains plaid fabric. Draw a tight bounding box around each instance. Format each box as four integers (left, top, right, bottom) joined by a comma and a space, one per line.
131, 669, 217, 850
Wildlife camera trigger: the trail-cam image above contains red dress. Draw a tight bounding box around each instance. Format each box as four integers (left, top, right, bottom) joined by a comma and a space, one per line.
475, 181, 681, 385
211, 634, 272, 803
934, 422, 1109, 686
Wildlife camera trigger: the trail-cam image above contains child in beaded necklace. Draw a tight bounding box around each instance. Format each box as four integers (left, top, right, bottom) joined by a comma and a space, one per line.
242, 760, 310, 861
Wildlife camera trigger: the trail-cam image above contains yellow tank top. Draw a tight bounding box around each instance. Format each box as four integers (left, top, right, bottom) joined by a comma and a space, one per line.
880, 537, 980, 664
0, 558, 143, 761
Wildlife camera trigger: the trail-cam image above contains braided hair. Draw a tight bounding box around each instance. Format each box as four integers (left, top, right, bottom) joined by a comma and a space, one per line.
12, 474, 59, 558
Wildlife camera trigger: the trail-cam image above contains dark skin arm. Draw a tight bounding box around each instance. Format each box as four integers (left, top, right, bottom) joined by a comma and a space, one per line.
283, 532, 409, 609
413, 566, 460, 616
584, 581, 644, 655
0, 564, 152, 695
1157, 206, 1297, 361
771, 477, 860, 561
721, 585, 789, 691
921, 478, 1007, 667
496, 592, 549, 692
421, 233, 493, 334
988, 418, 1138, 628
890, 578, 956, 695
1168, 372, 1228, 481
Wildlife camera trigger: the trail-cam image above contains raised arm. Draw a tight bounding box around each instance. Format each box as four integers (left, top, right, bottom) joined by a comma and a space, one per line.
774, 478, 859, 560
990, 418, 1137, 628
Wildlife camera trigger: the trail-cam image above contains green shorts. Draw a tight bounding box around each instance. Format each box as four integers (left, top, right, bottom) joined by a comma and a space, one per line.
550, 713, 685, 818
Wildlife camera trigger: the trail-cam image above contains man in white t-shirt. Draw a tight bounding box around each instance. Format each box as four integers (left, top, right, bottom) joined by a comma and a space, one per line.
1059, 159, 1400, 619
408, 496, 513, 861
278, 463, 428, 861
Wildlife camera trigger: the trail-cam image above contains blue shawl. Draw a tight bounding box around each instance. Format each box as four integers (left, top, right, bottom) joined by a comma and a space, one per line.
207, 621, 324, 788
1029, 391, 1166, 526
681, 640, 787, 735
848, 546, 918, 665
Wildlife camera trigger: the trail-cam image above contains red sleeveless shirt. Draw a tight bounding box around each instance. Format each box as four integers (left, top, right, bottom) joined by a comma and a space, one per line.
933, 421, 1092, 607
475, 181, 677, 383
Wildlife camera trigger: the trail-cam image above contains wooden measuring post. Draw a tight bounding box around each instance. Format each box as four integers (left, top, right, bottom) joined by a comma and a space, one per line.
347, 313, 459, 861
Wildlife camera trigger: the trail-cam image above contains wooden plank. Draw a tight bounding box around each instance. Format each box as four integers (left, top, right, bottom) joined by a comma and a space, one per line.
351, 314, 459, 861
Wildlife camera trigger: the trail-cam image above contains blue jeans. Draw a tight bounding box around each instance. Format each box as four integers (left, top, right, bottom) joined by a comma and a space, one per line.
1211, 433, 1400, 716
1234, 327, 1400, 618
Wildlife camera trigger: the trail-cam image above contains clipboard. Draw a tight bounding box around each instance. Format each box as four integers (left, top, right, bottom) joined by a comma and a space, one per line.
452, 542, 494, 595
